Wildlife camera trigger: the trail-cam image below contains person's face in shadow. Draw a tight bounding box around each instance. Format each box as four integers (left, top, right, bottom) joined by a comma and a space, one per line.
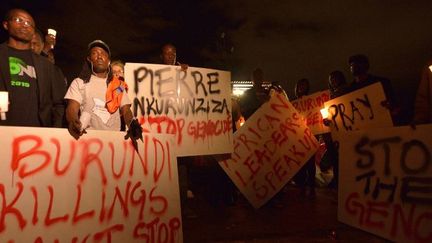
161, 45, 176, 65
329, 73, 345, 91
350, 61, 369, 77
295, 80, 309, 97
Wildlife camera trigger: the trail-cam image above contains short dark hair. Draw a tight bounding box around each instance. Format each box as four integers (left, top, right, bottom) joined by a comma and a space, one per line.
161, 43, 176, 52
348, 54, 369, 65
34, 28, 44, 43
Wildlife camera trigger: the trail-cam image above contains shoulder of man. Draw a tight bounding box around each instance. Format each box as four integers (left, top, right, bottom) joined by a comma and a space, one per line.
0, 42, 8, 52
32, 52, 52, 66
69, 77, 85, 86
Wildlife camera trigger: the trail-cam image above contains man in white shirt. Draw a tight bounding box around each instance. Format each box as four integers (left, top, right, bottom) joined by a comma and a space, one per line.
65, 40, 137, 139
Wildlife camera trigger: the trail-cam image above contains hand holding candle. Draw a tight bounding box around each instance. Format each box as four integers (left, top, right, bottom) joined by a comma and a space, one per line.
320, 107, 331, 126
47, 28, 57, 49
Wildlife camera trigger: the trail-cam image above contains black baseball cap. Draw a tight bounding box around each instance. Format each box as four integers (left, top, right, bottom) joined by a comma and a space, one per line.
88, 40, 111, 56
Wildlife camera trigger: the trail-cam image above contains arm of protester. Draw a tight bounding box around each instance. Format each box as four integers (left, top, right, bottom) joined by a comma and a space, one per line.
180, 64, 189, 71
176, 61, 189, 71
66, 99, 84, 140
121, 105, 143, 141
120, 105, 134, 129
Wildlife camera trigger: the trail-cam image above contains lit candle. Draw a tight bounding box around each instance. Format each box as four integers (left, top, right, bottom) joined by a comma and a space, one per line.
0, 91, 9, 120
320, 107, 329, 119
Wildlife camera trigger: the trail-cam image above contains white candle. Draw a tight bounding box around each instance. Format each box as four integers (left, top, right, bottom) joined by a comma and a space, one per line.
0, 91, 8, 120
320, 107, 329, 119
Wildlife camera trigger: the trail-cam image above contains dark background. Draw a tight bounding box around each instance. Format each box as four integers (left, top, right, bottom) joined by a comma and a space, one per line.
1, 0, 432, 123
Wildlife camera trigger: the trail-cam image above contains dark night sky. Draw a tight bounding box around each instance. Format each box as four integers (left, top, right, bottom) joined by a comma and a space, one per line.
1, 0, 432, 121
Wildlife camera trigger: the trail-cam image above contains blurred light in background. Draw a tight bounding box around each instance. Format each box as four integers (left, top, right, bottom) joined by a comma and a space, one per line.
231, 80, 271, 96
232, 80, 252, 96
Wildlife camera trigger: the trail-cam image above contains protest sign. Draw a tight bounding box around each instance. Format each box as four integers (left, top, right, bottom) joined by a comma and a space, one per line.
219, 93, 319, 208
338, 125, 432, 242
291, 90, 330, 135
323, 82, 393, 135
125, 63, 232, 156
0, 127, 182, 242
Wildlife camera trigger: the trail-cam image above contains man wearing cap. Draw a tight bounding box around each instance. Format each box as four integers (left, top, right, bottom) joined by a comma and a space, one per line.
65, 40, 138, 139
0, 8, 66, 127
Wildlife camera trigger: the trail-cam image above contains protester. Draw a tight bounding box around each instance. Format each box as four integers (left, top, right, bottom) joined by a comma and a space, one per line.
30, 27, 55, 63
323, 71, 348, 189
347, 54, 400, 122
413, 61, 432, 124
159, 43, 198, 218
65, 40, 139, 140
160, 43, 188, 71
328, 70, 348, 99
31, 29, 67, 87
292, 78, 316, 198
41, 29, 56, 62
238, 68, 269, 120
0, 8, 66, 127
30, 28, 44, 55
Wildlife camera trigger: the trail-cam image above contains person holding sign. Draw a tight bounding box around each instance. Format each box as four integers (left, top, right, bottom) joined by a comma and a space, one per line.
324, 71, 348, 188
160, 43, 189, 71
0, 8, 66, 127
347, 54, 400, 123
65, 40, 140, 140
239, 68, 269, 120
292, 78, 316, 198
159, 42, 198, 218
328, 70, 348, 99
414, 61, 432, 124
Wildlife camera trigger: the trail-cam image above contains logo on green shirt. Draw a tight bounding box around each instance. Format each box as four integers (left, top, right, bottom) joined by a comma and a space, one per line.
9, 57, 36, 88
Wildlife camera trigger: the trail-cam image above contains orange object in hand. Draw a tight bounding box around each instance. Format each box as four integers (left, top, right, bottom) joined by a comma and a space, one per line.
106, 77, 128, 114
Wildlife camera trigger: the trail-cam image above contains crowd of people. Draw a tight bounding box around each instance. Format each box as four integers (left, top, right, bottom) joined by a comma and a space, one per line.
1, 8, 431, 218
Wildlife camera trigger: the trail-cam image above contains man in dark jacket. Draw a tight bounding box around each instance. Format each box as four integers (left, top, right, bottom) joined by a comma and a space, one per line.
239, 68, 269, 120
347, 54, 399, 122
0, 8, 66, 127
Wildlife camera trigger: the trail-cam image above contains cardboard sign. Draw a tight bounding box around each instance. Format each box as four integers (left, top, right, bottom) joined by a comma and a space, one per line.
0, 126, 182, 242
125, 63, 233, 156
323, 82, 393, 134
219, 93, 318, 208
338, 125, 432, 242
291, 90, 331, 135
